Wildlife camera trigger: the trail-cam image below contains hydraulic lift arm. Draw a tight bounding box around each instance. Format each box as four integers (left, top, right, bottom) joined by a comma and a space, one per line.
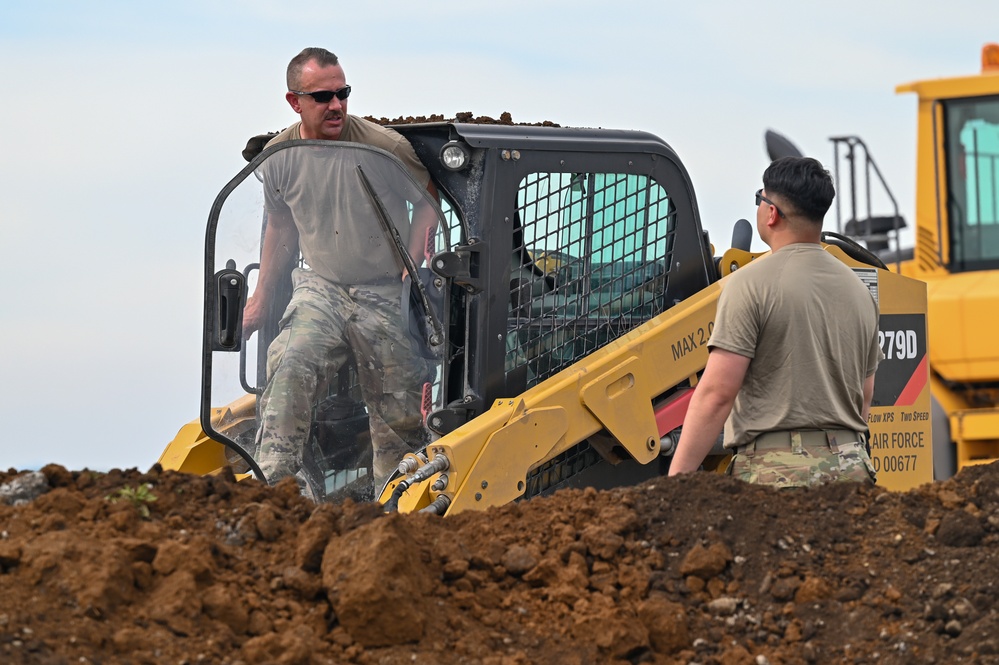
382, 280, 721, 514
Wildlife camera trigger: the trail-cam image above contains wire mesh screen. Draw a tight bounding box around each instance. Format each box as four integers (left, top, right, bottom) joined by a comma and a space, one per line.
508, 172, 676, 387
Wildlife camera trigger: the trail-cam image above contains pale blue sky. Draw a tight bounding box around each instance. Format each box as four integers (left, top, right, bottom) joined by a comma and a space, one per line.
1, 0, 997, 472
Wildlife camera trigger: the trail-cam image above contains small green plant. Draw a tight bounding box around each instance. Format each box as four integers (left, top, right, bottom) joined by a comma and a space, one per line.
105, 484, 158, 518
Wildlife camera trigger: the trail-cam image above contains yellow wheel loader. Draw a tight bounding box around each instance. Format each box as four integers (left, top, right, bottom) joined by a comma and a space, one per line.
159, 120, 932, 514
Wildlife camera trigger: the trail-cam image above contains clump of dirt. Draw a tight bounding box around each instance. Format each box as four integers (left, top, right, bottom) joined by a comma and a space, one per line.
365, 111, 560, 127
242, 113, 558, 162
2, 463, 999, 664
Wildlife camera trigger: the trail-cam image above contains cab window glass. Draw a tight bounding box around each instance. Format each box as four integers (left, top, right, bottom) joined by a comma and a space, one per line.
945, 95, 999, 269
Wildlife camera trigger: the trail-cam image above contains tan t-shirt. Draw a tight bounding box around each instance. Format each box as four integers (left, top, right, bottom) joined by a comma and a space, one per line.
260, 116, 432, 284
708, 243, 881, 448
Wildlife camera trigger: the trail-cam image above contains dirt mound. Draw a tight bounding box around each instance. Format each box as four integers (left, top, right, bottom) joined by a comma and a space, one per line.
2, 463, 998, 665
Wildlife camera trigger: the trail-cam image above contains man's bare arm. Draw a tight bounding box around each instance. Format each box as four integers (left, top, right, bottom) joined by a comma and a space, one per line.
242, 209, 299, 336
668, 348, 751, 475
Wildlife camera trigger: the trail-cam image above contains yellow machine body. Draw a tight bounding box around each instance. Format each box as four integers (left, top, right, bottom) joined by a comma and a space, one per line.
894, 44, 999, 474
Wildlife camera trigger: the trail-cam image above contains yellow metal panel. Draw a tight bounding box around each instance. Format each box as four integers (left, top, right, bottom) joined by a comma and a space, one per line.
446, 405, 570, 513
961, 458, 999, 467
926, 272, 999, 383
950, 416, 999, 470
953, 409, 999, 441
717, 248, 765, 277
898, 86, 950, 274
578, 355, 659, 465
857, 267, 934, 490
157, 420, 229, 475
158, 394, 258, 476
896, 72, 999, 101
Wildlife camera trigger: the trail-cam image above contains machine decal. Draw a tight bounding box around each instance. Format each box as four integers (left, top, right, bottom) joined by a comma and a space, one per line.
894, 355, 929, 407
670, 323, 713, 361
871, 313, 927, 408
853, 268, 880, 306
868, 418, 929, 475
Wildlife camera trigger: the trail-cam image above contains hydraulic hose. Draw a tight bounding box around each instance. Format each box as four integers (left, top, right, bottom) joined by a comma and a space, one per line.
382, 479, 410, 513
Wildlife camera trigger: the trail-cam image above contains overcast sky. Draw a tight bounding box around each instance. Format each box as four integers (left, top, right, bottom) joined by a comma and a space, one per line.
2, 1, 997, 472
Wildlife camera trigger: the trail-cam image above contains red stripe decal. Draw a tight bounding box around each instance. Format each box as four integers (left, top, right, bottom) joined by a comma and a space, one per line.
895, 354, 928, 406
655, 389, 693, 436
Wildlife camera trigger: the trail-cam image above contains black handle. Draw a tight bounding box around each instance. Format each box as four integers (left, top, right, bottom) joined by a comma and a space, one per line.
214, 259, 246, 351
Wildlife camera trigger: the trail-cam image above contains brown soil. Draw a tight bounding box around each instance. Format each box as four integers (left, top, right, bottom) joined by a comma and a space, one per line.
2, 463, 998, 665
365, 112, 560, 127
242, 113, 557, 162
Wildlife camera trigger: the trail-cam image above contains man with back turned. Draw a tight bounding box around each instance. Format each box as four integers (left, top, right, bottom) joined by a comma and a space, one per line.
669, 156, 881, 486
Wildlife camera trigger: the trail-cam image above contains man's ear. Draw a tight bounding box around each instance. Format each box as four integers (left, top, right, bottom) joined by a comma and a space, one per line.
765, 205, 781, 229
286, 91, 303, 113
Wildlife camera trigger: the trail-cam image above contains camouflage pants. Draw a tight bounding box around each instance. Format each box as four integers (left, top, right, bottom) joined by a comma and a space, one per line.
728, 429, 876, 488
256, 269, 432, 491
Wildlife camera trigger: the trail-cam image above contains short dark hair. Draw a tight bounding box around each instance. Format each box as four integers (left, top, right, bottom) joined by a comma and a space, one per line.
762, 157, 835, 223
287, 48, 340, 90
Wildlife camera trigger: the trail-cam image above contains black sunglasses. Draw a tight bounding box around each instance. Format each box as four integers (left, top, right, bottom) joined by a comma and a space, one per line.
755, 188, 785, 218
289, 85, 352, 104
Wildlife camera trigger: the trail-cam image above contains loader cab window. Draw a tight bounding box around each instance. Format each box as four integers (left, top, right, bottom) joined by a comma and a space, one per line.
944, 95, 999, 270
508, 171, 675, 387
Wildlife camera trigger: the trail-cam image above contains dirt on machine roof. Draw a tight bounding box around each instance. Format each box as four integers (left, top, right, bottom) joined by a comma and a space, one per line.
242, 113, 560, 162
1, 462, 998, 665
364, 111, 561, 127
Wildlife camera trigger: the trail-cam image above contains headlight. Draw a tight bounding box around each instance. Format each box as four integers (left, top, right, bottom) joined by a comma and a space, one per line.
440, 141, 470, 171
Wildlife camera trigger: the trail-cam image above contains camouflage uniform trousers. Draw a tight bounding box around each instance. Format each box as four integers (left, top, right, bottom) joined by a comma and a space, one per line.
728, 429, 877, 488
256, 268, 432, 491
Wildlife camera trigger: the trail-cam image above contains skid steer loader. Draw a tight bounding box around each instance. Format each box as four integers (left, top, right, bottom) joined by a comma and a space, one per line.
159, 121, 933, 514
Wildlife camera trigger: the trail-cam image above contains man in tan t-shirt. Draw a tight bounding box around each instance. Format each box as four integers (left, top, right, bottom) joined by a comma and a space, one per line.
669, 157, 881, 487
242, 47, 441, 499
